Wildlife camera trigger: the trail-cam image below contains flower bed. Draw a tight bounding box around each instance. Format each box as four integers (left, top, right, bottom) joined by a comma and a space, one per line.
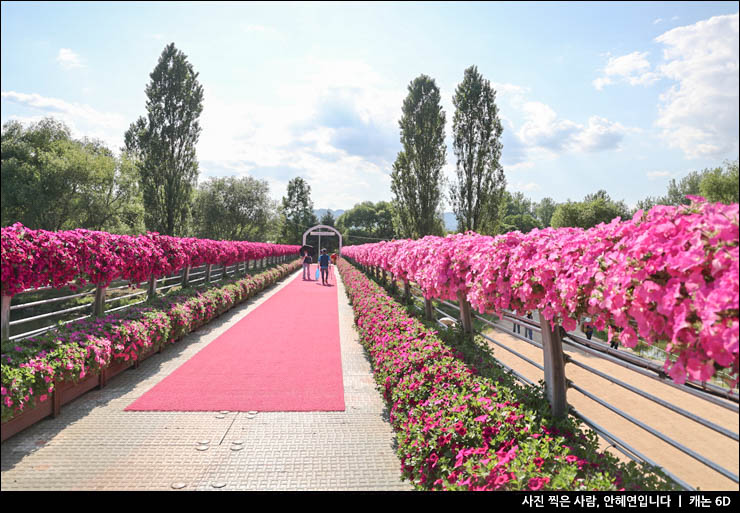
337, 257, 677, 491
342, 198, 739, 387
1, 259, 301, 425
1, 223, 301, 296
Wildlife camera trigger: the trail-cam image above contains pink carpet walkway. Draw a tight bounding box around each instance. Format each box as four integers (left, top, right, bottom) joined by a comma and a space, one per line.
125, 265, 345, 412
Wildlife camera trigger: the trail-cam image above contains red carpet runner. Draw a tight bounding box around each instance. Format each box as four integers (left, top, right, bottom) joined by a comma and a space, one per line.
125, 265, 344, 412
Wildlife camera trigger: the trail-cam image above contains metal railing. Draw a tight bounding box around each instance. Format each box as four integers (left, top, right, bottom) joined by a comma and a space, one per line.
3, 256, 294, 342
359, 263, 739, 491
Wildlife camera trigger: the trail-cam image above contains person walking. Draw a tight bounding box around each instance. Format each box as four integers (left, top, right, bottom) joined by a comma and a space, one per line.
318, 248, 330, 285
583, 317, 594, 341
330, 252, 337, 266
302, 249, 313, 280
525, 312, 534, 339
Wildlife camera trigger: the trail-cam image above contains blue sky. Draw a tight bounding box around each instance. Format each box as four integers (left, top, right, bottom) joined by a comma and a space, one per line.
2, 1, 738, 212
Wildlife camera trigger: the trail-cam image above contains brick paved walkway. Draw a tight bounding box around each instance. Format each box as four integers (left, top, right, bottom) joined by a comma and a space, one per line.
1, 270, 411, 491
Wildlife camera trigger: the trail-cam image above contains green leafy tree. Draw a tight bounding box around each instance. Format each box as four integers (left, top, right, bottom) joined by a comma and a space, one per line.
336, 201, 397, 244
635, 159, 739, 211
69, 138, 145, 234
278, 177, 318, 245
496, 191, 541, 233
2, 118, 76, 230
550, 190, 630, 229
372, 201, 396, 240
534, 197, 558, 228
449, 65, 506, 233
664, 171, 703, 206
263, 207, 283, 244
698, 159, 738, 204
317, 210, 339, 253
634, 196, 664, 212
391, 75, 447, 238
1, 118, 144, 233
319, 210, 336, 227
548, 200, 582, 230
193, 176, 274, 241
124, 43, 204, 236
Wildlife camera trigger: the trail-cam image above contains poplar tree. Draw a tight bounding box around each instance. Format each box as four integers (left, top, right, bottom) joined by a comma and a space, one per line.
278, 177, 318, 245
124, 43, 204, 236
449, 65, 506, 234
390, 75, 446, 238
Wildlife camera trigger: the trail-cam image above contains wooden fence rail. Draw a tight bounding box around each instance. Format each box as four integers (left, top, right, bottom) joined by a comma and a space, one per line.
1, 254, 295, 342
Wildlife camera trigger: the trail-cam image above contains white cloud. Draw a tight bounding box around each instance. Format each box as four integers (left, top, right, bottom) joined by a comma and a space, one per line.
517, 102, 581, 151
242, 24, 280, 36
573, 116, 636, 152
646, 170, 671, 179
654, 18, 664, 25
605, 51, 650, 76
491, 82, 530, 105
56, 48, 85, 69
516, 103, 631, 154
1, 91, 127, 151
593, 51, 660, 90
593, 13, 738, 158
506, 160, 536, 172
511, 181, 541, 192
654, 12, 739, 158
196, 58, 405, 209
245, 24, 268, 32
592, 77, 613, 91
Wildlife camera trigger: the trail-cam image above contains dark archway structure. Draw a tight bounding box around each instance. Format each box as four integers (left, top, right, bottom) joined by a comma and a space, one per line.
302, 224, 342, 255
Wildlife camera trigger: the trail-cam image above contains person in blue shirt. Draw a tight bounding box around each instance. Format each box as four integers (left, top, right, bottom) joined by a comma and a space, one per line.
318, 248, 331, 285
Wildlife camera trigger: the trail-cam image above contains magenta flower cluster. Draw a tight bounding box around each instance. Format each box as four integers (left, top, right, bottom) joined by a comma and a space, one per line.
1, 260, 302, 422
1, 223, 302, 296
337, 258, 676, 491
342, 198, 739, 386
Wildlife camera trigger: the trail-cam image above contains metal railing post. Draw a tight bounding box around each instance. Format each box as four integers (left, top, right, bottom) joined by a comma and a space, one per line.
205, 264, 212, 283
457, 290, 473, 334
1, 295, 11, 341
539, 312, 568, 418
181, 266, 191, 287
425, 297, 434, 321
93, 285, 107, 317
147, 275, 157, 300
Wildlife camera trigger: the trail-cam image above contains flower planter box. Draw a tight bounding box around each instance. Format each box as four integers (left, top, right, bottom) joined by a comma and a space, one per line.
100, 358, 133, 387
56, 372, 101, 409
189, 319, 207, 332
216, 302, 232, 315
133, 346, 158, 368
1, 394, 54, 442
1, 261, 301, 443
1, 373, 99, 443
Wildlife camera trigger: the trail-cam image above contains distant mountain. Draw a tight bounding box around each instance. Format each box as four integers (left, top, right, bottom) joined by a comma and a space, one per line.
314, 209, 345, 222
